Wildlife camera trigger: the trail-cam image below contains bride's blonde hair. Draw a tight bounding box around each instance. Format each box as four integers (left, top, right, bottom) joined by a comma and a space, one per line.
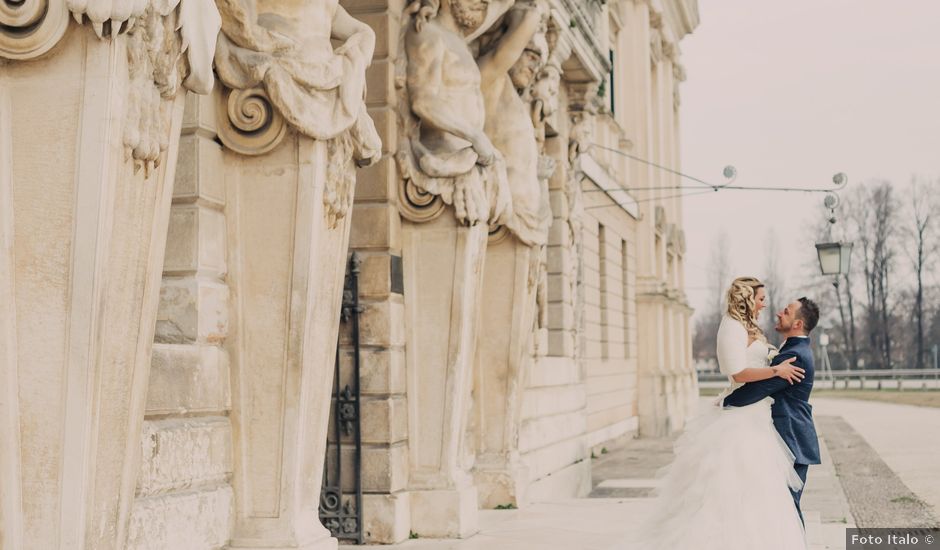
726, 276, 767, 343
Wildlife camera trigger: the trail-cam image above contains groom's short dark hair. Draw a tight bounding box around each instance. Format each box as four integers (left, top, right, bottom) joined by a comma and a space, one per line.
797, 297, 820, 333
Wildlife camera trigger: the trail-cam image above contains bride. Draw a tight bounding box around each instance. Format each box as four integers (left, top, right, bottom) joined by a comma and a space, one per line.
633, 276, 809, 550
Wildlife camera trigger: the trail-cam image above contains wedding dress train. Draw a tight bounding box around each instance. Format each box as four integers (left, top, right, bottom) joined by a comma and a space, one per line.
625, 336, 808, 550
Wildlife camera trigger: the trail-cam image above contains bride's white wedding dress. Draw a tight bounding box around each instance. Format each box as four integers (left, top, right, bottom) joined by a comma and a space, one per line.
630, 318, 808, 550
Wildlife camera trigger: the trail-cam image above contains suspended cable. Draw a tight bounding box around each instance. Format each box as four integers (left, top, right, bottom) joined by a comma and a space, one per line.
587, 143, 848, 195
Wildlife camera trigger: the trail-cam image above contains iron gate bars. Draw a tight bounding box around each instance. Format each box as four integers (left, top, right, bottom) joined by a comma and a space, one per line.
319, 252, 363, 544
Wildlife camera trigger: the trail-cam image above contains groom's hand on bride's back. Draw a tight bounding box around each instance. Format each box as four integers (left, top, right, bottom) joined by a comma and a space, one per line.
772, 356, 804, 385
722, 353, 805, 407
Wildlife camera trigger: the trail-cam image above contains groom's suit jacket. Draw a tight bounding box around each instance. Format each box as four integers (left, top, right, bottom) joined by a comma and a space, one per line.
722, 337, 821, 465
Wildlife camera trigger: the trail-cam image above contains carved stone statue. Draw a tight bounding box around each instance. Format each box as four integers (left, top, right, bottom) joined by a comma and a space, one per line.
396, 0, 514, 225
213, 0, 382, 224
477, 0, 552, 247
1, 0, 222, 170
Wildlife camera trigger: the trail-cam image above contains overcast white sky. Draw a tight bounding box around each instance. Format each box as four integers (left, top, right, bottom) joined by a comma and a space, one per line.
679, 0, 940, 321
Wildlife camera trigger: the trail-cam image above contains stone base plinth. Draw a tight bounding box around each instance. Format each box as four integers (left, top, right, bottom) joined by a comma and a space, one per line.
410, 487, 480, 539
363, 492, 411, 544
473, 461, 530, 509
229, 531, 337, 550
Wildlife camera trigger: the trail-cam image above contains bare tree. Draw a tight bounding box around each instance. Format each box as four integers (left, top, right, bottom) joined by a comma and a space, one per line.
906, 177, 938, 368
848, 181, 900, 369
692, 232, 732, 360
797, 177, 938, 371
832, 194, 862, 369
711, 231, 732, 329
761, 228, 786, 337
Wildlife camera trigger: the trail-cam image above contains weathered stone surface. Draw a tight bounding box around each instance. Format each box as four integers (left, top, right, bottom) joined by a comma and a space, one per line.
361, 442, 410, 493
154, 277, 228, 344
526, 356, 581, 388
520, 409, 588, 454
147, 344, 231, 415
137, 418, 232, 497
181, 93, 218, 136
163, 204, 227, 276
410, 488, 479, 539
356, 300, 405, 348
125, 485, 234, 550
172, 133, 225, 206
363, 492, 410, 544
0, 17, 203, 547
349, 203, 401, 250
360, 396, 409, 445
356, 252, 392, 298
337, 346, 406, 396
521, 384, 587, 421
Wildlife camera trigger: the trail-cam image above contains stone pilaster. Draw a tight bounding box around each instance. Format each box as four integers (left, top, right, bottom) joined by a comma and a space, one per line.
0, 4, 217, 546
471, 234, 540, 509
221, 126, 354, 550
400, 215, 487, 538
207, 1, 381, 546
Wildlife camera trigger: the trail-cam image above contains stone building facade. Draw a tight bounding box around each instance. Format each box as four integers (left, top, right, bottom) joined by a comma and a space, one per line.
0, 0, 697, 548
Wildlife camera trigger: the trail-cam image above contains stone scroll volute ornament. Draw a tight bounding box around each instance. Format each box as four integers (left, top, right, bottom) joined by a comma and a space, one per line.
0, 0, 223, 171
394, 0, 515, 225
212, 0, 382, 226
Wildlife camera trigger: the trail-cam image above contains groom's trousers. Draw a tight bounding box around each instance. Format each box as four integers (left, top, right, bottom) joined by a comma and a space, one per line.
792, 463, 809, 525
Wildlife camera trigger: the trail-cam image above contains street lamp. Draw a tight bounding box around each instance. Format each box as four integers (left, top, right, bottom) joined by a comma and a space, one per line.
815, 176, 852, 276
815, 242, 853, 276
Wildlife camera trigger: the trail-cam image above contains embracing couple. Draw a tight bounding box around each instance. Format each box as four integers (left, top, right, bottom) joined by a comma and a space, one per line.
636, 276, 821, 550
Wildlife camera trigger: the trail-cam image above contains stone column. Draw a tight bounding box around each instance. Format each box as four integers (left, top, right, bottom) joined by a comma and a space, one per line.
209, 2, 381, 547
471, 232, 540, 509
400, 211, 487, 538
637, 279, 671, 437
0, 1, 219, 547
392, 0, 519, 538
223, 130, 351, 550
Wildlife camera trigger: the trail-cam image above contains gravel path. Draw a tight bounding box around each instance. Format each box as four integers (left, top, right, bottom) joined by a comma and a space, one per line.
816, 415, 938, 528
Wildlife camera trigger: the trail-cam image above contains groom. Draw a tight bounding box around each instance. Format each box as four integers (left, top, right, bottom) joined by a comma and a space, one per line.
722, 297, 822, 525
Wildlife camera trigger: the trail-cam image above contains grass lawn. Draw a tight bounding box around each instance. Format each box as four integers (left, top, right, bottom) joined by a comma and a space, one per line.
699, 387, 940, 408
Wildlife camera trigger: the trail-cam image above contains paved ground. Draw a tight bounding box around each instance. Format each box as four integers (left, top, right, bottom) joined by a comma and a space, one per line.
378, 396, 940, 549
812, 397, 940, 520
816, 415, 936, 528
813, 390, 940, 408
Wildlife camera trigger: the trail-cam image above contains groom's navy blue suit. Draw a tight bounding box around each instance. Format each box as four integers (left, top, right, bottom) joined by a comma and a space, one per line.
722, 336, 821, 524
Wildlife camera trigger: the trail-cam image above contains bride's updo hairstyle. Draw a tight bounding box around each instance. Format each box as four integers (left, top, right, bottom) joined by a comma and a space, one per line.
726, 276, 767, 343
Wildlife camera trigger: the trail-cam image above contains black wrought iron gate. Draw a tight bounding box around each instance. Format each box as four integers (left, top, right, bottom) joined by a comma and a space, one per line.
319, 253, 363, 543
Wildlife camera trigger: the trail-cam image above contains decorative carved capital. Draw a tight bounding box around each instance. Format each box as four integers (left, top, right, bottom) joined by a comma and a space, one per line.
654, 205, 666, 234
649, 5, 663, 29
0, 0, 69, 60
672, 63, 686, 111
566, 81, 600, 114
488, 224, 511, 244
649, 28, 664, 64
212, 1, 381, 224
2, 0, 221, 171
663, 39, 677, 61
673, 62, 687, 81
216, 86, 288, 156
666, 223, 678, 253
398, 176, 446, 224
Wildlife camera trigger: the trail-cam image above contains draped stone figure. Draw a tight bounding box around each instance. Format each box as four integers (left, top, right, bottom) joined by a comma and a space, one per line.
469, 0, 558, 509
477, 0, 553, 247
395, 0, 513, 225
191, 1, 386, 548
524, 21, 562, 354
213, 0, 382, 224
